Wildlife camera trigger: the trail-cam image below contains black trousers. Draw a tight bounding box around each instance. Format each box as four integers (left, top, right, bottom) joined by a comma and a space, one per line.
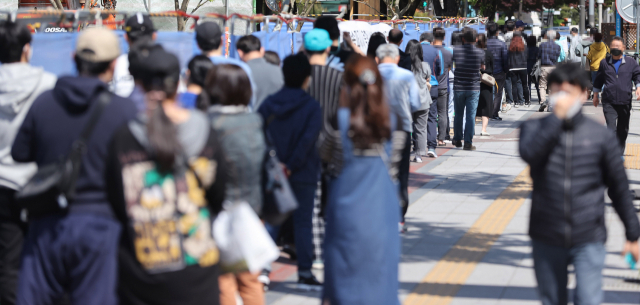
399, 131, 411, 223
492, 72, 506, 118
437, 89, 449, 141
603, 103, 632, 154
511, 70, 530, 105
0, 187, 26, 305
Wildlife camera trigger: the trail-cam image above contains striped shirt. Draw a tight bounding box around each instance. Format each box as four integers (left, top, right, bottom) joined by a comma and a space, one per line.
538, 41, 561, 66
308, 65, 343, 129
452, 44, 485, 91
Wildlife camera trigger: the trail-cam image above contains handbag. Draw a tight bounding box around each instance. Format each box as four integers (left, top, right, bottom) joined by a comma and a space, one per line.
481, 73, 496, 86
15, 91, 111, 219
261, 115, 298, 226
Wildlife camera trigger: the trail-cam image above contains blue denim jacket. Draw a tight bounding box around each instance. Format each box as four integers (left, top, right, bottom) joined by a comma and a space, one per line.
208, 105, 266, 214
378, 63, 421, 133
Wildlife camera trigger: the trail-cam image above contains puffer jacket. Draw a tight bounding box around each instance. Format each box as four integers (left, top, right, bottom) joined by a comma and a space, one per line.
508, 49, 528, 70
519, 112, 640, 248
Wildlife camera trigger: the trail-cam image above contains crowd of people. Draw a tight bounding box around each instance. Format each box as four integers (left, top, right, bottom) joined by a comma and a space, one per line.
2, 12, 640, 305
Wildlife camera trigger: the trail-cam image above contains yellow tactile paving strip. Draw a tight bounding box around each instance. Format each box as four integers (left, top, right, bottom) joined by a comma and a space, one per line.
624, 144, 640, 170
403, 169, 532, 305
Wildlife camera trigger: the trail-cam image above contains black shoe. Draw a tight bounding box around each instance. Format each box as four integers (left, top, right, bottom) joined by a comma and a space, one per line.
282, 244, 297, 261
491, 116, 503, 121
452, 140, 463, 148
463, 143, 476, 151
538, 104, 547, 112
297, 274, 322, 291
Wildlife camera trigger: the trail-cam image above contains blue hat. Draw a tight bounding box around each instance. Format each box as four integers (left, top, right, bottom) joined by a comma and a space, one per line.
304, 29, 333, 52
515, 20, 527, 27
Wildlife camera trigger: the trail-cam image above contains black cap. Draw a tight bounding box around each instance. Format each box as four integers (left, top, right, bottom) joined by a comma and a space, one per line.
130, 43, 180, 93
195, 22, 223, 51
125, 13, 155, 38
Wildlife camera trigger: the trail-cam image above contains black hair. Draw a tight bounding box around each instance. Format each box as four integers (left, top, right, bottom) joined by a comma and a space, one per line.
75, 55, 111, 77
611, 36, 624, 45
451, 31, 463, 46
264, 51, 281, 66
282, 53, 311, 88
433, 27, 445, 41
526, 35, 537, 47
305, 49, 327, 56
462, 27, 476, 44
422, 32, 434, 43
187, 55, 214, 87
196, 35, 221, 53
314, 16, 340, 40
236, 35, 261, 53
405, 40, 424, 75
594, 33, 603, 42
0, 21, 32, 63
200, 64, 252, 109
126, 30, 154, 44
388, 29, 403, 44
547, 62, 590, 91
571, 28, 579, 33
486, 22, 498, 37
505, 20, 515, 31
367, 32, 387, 58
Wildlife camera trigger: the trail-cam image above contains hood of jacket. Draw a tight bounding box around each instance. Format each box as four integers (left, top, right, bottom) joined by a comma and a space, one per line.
53, 76, 110, 112
590, 42, 608, 53
0, 63, 53, 116
260, 87, 315, 119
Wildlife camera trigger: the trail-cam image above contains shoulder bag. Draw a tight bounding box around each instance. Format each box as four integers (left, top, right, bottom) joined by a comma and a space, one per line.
15, 91, 111, 220
481, 73, 496, 86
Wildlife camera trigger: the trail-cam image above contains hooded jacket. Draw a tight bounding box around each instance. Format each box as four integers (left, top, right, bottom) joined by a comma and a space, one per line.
0, 63, 56, 191
258, 87, 322, 184
12, 76, 138, 216
587, 42, 609, 71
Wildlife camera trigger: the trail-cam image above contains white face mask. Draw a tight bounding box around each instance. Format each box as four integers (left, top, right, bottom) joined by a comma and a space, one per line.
548, 90, 583, 118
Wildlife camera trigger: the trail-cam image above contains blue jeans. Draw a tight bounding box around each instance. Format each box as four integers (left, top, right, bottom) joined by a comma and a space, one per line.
532, 240, 606, 305
290, 182, 317, 275
505, 72, 514, 104
17, 213, 121, 305
453, 91, 480, 144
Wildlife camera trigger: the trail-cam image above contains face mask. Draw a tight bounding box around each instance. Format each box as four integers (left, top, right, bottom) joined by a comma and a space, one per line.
548, 90, 583, 118
611, 48, 623, 56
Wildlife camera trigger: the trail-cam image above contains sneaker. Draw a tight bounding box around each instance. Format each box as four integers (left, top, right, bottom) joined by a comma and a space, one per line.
282, 244, 297, 261
297, 275, 323, 291
427, 149, 438, 158
480, 132, 490, 136
258, 270, 271, 292
506, 104, 513, 111
451, 140, 463, 148
525, 103, 531, 107
399, 222, 407, 233
514, 103, 520, 108
413, 155, 423, 163
463, 143, 476, 151
312, 259, 324, 270
538, 104, 547, 112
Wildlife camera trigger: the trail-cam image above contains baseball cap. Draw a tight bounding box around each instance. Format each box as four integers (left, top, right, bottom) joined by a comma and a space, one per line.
134, 44, 180, 92
515, 20, 527, 27
195, 22, 222, 49
125, 13, 155, 37
304, 29, 333, 52
75, 28, 120, 63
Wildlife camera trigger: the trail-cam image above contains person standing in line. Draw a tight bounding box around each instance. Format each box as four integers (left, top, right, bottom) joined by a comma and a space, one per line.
106, 46, 226, 305
12, 28, 138, 305
419, 32, 442, 157
263, 51, 281, 66
258, 54, 323, 290
431, 27, 454, 146
593, 36, 640, 154
486, 22, 508, 121
476, 34, 494, 136
503, 20, 517, 110
236, 35, 284, 110
313, 16, 364, 72
111, 13, 156, 111
376, 44, 420, 232
198, 64, 266, 305
452, 27, 485, 151
0, 21, 56, 305
554, 32, 566, 63
322, 55, 400, 305
586, 33, 609, 89
537, 30, 562, 112
405, 39, 433, 163
447, 31, 464, 140
527, 35, 541, 103
195, 22, 257, 106
388, 29, 412, 71
568, 28, 583, 64
508, 35, 530, 107
178, 55, 213, 109
367, 32, 387, 58
519, 62, 640, 305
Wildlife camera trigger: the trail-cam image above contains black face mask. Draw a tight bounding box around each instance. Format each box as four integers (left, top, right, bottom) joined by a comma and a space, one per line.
611, 49, 623, 56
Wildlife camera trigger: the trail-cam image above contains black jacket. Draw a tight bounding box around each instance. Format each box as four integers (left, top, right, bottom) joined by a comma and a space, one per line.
593, 54, 640, 105
398, 49, 412, 72
519, 112, 640, 248
508, 49, 528, 70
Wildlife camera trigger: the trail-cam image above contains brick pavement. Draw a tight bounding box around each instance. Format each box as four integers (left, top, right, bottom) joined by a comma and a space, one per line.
264, 99, 640, 305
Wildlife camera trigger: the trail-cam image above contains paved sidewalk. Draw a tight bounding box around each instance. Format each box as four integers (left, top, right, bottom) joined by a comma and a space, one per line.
264, 100, 640, 305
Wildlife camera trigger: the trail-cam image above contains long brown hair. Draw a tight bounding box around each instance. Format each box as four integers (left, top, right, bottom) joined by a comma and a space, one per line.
476, 33, 487, 49
509, 35, 525, 52
340, 55, 390, 148
198, 64, 253, 109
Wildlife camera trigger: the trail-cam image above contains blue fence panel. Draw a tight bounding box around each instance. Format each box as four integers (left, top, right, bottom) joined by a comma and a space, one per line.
31, 32, 77, 76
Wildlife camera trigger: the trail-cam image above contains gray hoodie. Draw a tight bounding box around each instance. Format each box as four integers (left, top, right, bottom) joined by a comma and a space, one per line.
0, 63, 56, 190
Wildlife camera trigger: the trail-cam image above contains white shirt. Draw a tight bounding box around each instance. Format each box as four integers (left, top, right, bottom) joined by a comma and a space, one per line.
110, 54, 135, 98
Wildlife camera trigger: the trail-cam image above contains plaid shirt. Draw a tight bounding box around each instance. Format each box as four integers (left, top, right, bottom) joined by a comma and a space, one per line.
487, 37, 508, 74
538, 41, 561, 66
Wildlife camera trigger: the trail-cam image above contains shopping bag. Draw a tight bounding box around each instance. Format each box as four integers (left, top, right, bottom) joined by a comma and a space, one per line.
213, 201, 280, 274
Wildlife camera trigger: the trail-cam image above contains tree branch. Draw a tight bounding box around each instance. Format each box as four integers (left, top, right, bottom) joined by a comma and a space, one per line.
399, 0, 417, 16
353, 0, 383, 16
183, 0, 206, 22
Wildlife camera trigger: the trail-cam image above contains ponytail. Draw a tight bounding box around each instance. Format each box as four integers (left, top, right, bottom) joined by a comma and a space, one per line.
146, 91, 181, 173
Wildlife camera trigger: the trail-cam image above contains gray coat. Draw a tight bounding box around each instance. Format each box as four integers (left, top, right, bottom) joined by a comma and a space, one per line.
247, 58, 284, 110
